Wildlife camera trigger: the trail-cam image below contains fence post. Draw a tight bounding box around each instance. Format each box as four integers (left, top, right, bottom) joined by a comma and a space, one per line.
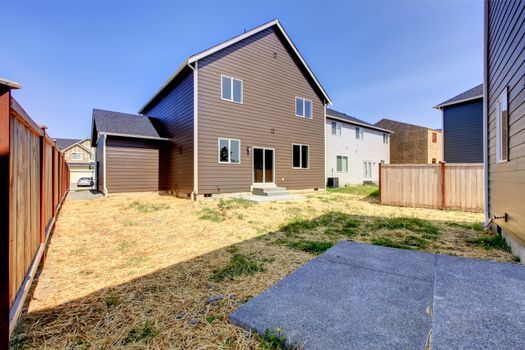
0, 84, 12, 348
52, 145, 56, 217
40, 128, 47, 244
440, 162, 446, 210
378, 162, 382, 203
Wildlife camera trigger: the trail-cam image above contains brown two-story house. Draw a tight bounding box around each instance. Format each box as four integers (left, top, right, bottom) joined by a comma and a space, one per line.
129, 19, 330, 199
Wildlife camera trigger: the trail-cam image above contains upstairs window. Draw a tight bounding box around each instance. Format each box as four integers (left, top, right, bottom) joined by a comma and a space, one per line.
292, 144, 309, 169
218, 138, 240, 164
331, 121, 341, 136
432, 132, 437, 143
496, 87, 509, 163
355, 127, 364, 140
71, 152, 82, 160
295, 97, 312, 119
383, 133, 389, 144
221, 75, 243, 103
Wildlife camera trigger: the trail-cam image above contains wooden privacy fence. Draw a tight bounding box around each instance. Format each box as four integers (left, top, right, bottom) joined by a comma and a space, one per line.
379, 163, 484, 212
0, 81, 70, 344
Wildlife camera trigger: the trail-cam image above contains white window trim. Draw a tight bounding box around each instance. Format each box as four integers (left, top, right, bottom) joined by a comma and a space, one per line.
220, 75, 243, 104
71, 151, 82, 160
356, 127, 364, 140
295, 97, 313, 119
383, 133, 389, 144
331, 121, 341, 136
292, 143, 310, 169
496, 87, 508, 164
217, 138, 241, 164
336, 155, 348, 173
363, 161, 372, 180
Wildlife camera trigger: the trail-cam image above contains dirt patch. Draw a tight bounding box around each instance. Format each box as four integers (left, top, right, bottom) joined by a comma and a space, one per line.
10, 189, 516, 349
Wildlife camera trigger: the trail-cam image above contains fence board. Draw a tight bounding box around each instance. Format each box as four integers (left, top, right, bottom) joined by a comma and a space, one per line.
380, 163, 484, 212
5, 94, 69, 340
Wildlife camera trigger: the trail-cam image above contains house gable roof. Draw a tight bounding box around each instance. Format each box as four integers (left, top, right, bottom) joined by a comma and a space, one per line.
326, 108, 392, 133
375, 118, 441, 132
139, 19, 331, 114
55, 138, 82, 151
434, 84, 483, 109
91, 109, 166, 146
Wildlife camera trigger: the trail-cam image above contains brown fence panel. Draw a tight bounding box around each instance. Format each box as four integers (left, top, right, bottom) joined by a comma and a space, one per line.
3, 89, 70, 342
380, 163, 483, 212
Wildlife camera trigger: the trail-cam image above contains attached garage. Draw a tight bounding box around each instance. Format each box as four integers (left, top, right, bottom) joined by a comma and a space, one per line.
91, 109, 168, 195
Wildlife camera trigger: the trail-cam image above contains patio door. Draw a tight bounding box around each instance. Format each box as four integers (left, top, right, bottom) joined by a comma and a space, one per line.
253, 148, 274, 184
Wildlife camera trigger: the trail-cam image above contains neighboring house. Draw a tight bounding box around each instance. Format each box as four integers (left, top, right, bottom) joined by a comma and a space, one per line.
325, 108, 391, 185
55, 138, 95, 186
484, 1, 525, 262
91, 109, 168, 194
434, 84, 483, 163
374, 119, 443, 164
132, 19, 331, 199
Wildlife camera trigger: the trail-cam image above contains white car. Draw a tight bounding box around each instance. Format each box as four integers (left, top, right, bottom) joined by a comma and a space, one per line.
77, 177, 94, 187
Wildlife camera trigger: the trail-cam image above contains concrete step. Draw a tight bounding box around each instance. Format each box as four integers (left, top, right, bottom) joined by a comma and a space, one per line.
252, 186, 289, 196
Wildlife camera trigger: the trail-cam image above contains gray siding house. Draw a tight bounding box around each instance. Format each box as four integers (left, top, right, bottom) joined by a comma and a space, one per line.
484, 0, 525, 262
93, 19, 331, 198
434, 84, 483, 163
325, 109, 391, 185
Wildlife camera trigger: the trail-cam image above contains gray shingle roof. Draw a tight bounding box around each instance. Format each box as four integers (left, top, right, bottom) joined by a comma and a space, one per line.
434, 84, 483, 109
92, 109, 161, 138
55, 138, 82, 150
326, 108, 392, 133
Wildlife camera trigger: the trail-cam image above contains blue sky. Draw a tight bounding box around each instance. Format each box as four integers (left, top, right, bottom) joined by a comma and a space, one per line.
3, 0, 483, 138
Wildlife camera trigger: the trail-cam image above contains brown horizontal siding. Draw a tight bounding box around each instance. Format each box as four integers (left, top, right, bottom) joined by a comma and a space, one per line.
144, 69, 194, 197
95, 138, 104, 192
197, 27, 325, 193
105, 137, 160, 193
487, 0, 525, 245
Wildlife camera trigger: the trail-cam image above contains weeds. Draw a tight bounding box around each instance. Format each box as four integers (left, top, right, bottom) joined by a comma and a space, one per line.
446, 221, 484, 231
369, 217, 438, 237
467, 233, 510, 251
122, 320, 157, 344
200, 207, 224, 222
277, 239, 334, 254
259, 328, 295, 349
211, 254, 265, 282
129, 201, 169, 213
200, 198, 255, 222
327, 185, 379, 198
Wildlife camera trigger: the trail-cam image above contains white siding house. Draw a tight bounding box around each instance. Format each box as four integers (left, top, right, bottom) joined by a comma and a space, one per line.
326, 109, 391, 185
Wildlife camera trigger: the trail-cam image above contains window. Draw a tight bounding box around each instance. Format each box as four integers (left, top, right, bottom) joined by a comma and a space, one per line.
221, 75, 243, 103
432, 132, 437, 143
356, 127, 364, 140
496, 87, 509, 163
331, 121, 341, 136
383, 133, 389, 144
218, 138, 240, 164
292, 144, 309, 169
363, 161, 372, 179
71, 152, 82, 160
337, 156, 348, 172
295, 97, 312, 119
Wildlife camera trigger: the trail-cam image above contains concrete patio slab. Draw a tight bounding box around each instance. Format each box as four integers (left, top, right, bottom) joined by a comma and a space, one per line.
230, 241, 525, 349
432, 255, 525, 350
230, 241, 434, 349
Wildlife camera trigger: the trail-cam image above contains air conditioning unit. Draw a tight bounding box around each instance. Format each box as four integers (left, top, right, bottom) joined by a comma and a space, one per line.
327, 177, 339, 188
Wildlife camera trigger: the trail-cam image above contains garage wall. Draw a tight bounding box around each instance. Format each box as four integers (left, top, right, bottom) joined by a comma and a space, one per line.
106, 136, 161, 193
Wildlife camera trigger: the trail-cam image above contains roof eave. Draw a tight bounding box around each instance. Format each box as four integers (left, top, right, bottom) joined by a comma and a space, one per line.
433, 95, 483, 109
99, 132, 169, 141
326, 114, 393, 133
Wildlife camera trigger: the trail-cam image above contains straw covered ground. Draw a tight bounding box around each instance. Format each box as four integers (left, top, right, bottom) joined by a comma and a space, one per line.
10, 186, 518, 349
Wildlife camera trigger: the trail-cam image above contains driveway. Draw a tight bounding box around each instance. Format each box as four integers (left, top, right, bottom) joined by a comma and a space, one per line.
230, 241, 525, 349
67, 190, 103, 200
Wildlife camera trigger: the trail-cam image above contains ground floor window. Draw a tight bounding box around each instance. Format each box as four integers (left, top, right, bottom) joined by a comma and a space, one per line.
218, 138, 240, 164
337, 155, 348, 172
293, 144, 309, 169
363, 161, 372, 179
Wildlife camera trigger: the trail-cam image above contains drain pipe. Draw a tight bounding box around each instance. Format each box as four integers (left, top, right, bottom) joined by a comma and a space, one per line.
187, 61, 198, 201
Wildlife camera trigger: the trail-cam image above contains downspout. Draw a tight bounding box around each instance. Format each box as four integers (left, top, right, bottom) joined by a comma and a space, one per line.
103, 133, 108, 196
323, 100, 327, 190
187, 61, 198, 201
482, 0, 489, 225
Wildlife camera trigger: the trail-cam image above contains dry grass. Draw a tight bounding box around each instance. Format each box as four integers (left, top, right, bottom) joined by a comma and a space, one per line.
10, 189, 517, 349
